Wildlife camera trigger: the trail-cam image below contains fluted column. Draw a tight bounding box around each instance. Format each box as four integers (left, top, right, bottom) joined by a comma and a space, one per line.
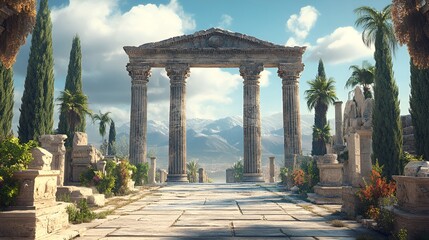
240, 63, 264, 182
166, 63, 190, 183
127, 63, 151, 165
278, 63, 304, 169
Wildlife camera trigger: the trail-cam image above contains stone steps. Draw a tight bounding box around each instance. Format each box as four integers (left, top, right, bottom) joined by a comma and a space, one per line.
57, 186, 105, 207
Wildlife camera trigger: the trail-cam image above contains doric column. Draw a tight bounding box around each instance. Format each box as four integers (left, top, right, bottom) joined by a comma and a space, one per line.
240, 63, 264, 182
127, 63, 151, 165
166, 63, 190, 183
278, 63, 304, 169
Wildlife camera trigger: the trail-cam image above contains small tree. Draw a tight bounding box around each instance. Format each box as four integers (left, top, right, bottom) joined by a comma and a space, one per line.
232, 160, 244, 182
187, 160, 199, 183
346, 61, 375, 99
108, 120, 116, 156
92, 111, 112, 145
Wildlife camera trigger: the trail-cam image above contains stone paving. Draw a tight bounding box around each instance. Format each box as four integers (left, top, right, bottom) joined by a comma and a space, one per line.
74, 183, 385, 240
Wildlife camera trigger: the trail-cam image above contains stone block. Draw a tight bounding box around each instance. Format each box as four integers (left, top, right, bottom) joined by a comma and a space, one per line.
88, 194, 105, 207
73, 132, 88, 146
226, 168, 235, 183
341, 186, 360, 218
0, 202, 70, 239
12, 170, 60, 209
393, 175, 429, 214
29, 147, 53, 170
404, 161, 429, 176
318, 163, 343, 186
393, 207, 429, 240
71, 163, 91, 182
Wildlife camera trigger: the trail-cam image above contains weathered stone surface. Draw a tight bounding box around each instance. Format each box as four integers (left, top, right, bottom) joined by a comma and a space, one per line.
354, 87, 365, 117
404, 161, 429, 176
393, 175, 429, 214
226, 168, 235, 183
124, 29, 306, 182
12, 170, 59, 208
269, 156, 275, 183
39, 134, 67, 186
149, 157, 156, 184
334, 101, 344, 147
73, 132, 88, 146
362, 98, 374, 128
29, 147, 53, 171
0, 202, 70, 239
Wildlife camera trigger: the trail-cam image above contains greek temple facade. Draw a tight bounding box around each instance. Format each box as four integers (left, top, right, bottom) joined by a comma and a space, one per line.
124, 28, 305, 182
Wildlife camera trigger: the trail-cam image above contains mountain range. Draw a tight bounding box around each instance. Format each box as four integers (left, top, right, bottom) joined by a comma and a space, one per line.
112, 113, 330, 166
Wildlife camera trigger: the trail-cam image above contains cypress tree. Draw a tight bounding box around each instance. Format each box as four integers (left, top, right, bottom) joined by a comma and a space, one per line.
18, 0, 54, 143
372, 30, 402, 179
58, 35, 85, 144
317, 59, 326, 79
410, 60, 429, 160
0, 63, 14, 139
108, 120, 116, 156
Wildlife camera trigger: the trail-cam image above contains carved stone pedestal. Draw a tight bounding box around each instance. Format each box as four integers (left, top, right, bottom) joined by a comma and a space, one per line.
392, 175, 429, 239
308, 154, 343, 204
0, 168, 70, 239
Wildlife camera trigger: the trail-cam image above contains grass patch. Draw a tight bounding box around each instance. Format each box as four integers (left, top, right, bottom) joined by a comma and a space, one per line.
56, 193, 71, 202
330, 219, 347, 227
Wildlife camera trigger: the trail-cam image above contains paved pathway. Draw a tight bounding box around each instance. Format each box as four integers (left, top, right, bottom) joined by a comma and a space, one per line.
75, 183, 384, 239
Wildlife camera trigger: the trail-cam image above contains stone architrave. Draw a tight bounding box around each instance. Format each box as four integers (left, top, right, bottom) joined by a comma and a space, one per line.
39, 134, 67, 186
127, 64, 151, 165
240, 63, 264, 182
278, 63, 304, 169
124, 28, 306, 184
166, 63, 190, 183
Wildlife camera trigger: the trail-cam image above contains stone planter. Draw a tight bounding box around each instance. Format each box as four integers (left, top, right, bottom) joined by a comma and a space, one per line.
393, 175, 429, 239
393, 176, 429, 214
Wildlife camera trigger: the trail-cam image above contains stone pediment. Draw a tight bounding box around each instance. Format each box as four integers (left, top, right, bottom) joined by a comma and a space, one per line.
139, 28, 286, 50
124, 28, 305, 68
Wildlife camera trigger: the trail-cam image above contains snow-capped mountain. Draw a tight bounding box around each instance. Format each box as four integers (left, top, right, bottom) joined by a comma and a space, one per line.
112, 113, 319, 163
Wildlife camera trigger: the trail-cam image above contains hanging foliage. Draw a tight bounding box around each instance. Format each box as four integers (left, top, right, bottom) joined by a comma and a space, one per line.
0, 1, 36, 69
392, 0, 429, 69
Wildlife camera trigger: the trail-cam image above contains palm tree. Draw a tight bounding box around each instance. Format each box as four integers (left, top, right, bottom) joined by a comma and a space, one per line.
57, 90, 91, 145
305, 76, 337, 156
346, 61, 375, 99
186, 160, 199, 183
392, 0, 429, 69
355, 4, 402, 179
92, 111, 112, 144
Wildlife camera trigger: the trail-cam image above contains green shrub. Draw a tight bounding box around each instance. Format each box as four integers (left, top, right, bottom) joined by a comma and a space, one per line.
79, 167, 96, 187
114, 160, 132, 195
233, 160, 243, 182
279, 167, 289, 185
0, 137, 37, 209
66, 199, 96, 224
94, 171, 115, 197
132, 162, 149, 186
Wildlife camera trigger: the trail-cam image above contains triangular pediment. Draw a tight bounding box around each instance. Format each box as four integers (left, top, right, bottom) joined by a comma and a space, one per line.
139, 28, 285, 50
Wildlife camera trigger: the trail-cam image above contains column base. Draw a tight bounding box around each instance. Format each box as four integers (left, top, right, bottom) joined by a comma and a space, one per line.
167, 174, 189, 183
242, 173, 265, 182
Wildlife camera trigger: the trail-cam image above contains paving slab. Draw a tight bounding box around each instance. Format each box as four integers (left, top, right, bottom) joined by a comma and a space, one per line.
72, 183, 385, 239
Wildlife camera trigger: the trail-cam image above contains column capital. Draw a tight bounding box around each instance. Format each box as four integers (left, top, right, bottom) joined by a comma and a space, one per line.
277, 63, 304, 82
240, 63, 263, 83
126, 63, 151, 83
165, 63, 190, 83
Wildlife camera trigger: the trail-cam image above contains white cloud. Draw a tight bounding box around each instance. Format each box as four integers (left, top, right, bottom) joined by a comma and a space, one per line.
307, 26, 374, 64
259, 70, 271, 87
218, 14, 233, 29
285, 6, 319, 46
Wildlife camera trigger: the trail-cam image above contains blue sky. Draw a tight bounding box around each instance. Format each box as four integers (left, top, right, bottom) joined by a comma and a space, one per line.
13, 0, 411, 139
